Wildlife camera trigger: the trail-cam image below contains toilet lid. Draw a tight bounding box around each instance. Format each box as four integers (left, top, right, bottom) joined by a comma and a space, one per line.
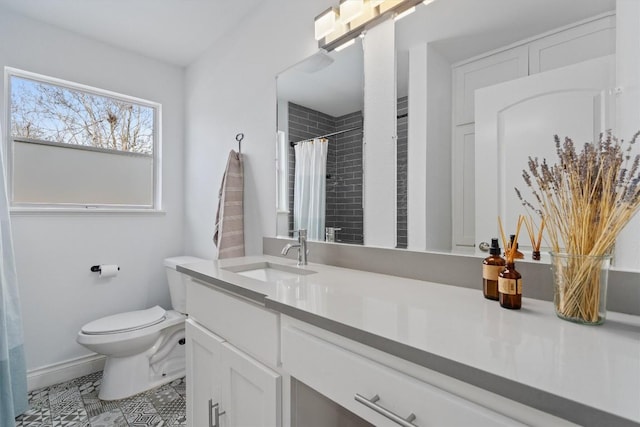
81, 306, 166, 335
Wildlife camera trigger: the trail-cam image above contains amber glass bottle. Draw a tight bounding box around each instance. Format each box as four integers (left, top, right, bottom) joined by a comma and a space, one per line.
498, 262, 522, 309
482, 238, 505, 300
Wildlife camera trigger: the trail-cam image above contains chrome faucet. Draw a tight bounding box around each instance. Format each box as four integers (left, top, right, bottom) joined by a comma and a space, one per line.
281, 229, 308, 266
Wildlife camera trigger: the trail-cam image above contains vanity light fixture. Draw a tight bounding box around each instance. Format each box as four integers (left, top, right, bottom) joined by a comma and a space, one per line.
339, 0, 364, 23
315, 0, 426, 51
394, 6, 416, 21
314, 7, 339, 40
334, 38, 356, 52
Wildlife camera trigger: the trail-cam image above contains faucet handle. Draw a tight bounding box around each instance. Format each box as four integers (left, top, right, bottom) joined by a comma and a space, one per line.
289, 229, 307, 239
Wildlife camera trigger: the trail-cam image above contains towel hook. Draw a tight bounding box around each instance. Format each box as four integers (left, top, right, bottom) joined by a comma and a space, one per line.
235, 133, 244, 154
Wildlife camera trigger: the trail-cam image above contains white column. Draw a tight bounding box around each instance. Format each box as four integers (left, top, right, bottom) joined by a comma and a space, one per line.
425, 44, 452, 251
407, 43, 452, 251
363, 19, 397, 247
407, 44, 428, 250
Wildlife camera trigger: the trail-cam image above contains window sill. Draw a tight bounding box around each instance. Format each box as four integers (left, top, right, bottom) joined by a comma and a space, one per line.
10, 207, 166, 216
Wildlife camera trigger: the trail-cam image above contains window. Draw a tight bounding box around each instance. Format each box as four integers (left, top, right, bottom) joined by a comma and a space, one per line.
5, 67, 161, 210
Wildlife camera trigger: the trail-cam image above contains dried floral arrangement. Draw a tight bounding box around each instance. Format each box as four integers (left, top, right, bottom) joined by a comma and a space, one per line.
516, 130, 640, 322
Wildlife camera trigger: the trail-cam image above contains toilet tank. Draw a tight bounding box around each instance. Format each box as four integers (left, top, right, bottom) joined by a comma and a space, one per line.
164, 256, 207, 314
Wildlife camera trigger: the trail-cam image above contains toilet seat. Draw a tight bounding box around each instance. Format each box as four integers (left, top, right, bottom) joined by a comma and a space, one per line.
81, 306, 166, 335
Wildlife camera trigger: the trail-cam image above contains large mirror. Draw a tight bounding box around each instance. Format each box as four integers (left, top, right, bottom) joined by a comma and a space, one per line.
395, 0, 616, 254
276, 38, 365, 244
277, 0, 621, 253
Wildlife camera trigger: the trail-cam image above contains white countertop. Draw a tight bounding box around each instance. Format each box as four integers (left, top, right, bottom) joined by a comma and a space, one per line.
179, 255, 640, 426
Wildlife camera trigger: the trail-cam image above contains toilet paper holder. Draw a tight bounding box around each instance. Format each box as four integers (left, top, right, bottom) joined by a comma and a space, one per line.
90, 265, 120, 273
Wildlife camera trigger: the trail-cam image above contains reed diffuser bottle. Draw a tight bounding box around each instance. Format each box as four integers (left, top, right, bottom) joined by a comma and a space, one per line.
507, 234, 524, 259
498, 262, 522, 309
498, 216, 524, 309
482, 238, 505, 300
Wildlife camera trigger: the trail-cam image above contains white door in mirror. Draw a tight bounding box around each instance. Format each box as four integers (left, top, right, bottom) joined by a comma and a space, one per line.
474, 55, 613, 251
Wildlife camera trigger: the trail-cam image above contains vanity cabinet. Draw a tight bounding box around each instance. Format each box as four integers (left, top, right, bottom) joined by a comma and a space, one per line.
281, 316, 577, 427
185, 279, 282, 427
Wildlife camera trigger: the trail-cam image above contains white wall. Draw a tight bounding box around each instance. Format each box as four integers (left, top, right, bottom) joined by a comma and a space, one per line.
184, 0, 333, 258
0, 9, 185, 372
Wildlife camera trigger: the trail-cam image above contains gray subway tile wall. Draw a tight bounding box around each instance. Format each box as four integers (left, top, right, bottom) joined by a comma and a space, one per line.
288, 103, 335, 237
332, 111, 364, 244
397, 96, 408, 249
288, 99, 407, 246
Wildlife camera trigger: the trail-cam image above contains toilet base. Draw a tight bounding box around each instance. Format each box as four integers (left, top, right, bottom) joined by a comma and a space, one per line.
98, 325, 186, 400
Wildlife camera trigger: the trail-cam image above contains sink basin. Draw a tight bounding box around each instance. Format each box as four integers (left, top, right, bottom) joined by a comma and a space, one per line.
223, 262, 316, 282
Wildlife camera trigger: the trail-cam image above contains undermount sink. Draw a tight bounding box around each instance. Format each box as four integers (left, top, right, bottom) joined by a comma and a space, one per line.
223, 262, 316, 282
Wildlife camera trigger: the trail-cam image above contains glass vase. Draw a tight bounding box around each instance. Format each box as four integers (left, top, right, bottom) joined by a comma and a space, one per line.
549, 252, 612, 325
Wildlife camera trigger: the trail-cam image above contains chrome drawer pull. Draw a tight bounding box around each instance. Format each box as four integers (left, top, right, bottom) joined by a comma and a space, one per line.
355, 393, 418, 427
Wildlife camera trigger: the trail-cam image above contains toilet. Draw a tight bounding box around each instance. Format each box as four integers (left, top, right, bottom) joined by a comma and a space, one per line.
77, 256, 206, 400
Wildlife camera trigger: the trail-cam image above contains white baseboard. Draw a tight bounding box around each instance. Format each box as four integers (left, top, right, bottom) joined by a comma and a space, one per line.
27, 354, 106, 391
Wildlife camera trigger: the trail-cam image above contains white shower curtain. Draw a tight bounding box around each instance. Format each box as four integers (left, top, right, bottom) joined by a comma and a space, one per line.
293, 138, 328, 240
0, 122, 28, 424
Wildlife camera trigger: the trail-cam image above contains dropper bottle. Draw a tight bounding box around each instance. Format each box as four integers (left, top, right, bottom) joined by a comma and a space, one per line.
482, 238, 505, 300
498, 261, 522, 309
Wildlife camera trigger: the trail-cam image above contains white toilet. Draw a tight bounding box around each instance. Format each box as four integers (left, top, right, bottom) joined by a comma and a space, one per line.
77, 256, 205, 400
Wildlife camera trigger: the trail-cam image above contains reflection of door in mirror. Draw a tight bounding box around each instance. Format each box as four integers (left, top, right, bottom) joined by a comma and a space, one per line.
475, 55, 614, 249
395, 0, 615, 252
453, 15, 615, 250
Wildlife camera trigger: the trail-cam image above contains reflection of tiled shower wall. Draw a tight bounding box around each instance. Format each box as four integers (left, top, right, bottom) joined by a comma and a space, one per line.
287, 103, 335, 236
397, 96, 408, 249
288, 100, 404, 247
288, 103, 364, 244
329, 112, 364, 244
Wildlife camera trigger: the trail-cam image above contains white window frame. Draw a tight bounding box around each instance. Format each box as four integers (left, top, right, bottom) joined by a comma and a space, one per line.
4, 67, 163, 213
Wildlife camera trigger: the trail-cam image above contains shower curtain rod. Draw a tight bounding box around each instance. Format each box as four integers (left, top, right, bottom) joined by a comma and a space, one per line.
290, 127, 360, 147
289, 112, 408, 147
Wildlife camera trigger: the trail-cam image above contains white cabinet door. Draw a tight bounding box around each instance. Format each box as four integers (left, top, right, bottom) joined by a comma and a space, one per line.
452, 123, 475, 247
220, 342, 282, 427
453, 46, 529, 126
529, 15, 615, 74
475, 55, 614, 246
185, 319, 225, 427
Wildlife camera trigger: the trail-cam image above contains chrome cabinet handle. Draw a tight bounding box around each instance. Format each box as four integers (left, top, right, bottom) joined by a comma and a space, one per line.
208, 399, 226, 427
355, 393, 418, 427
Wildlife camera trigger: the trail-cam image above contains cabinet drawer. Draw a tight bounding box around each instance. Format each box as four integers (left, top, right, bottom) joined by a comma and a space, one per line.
282, 325, 523, 427
187, 279, 279, 368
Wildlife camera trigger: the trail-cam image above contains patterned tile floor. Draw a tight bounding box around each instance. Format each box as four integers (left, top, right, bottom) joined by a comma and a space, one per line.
15, 371, 186, 427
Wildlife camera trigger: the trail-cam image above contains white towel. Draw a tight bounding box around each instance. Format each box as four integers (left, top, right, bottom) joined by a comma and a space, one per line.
213, 150, 245, 258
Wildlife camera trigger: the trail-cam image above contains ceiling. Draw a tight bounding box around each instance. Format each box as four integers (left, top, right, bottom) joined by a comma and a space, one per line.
0, 0, 264, 66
